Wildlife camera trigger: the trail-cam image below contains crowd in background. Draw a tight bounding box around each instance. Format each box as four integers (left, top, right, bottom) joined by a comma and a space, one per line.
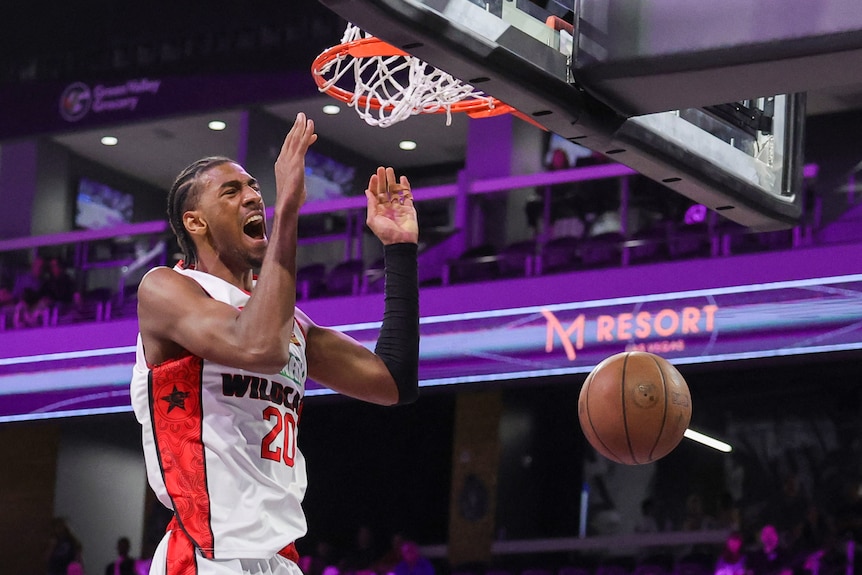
44, 493, 862, 575
0, 254, 80, 328
45, 521, 435, 575
296, 528, 436, 575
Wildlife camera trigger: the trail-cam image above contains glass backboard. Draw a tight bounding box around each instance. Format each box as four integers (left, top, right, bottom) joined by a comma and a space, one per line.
317, 0, 805, 231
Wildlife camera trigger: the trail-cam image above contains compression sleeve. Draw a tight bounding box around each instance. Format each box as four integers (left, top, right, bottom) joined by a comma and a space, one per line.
374, 242, 420, 404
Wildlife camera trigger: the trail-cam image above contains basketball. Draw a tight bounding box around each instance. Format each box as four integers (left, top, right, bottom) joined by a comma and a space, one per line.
578, 351, 692, 465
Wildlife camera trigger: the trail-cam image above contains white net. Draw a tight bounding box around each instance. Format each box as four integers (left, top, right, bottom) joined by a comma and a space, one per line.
314, 24, 500, 127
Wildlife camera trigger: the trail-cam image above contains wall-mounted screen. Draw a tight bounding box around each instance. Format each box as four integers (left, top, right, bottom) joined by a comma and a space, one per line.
304, 149, 357, 202
75, 178, 134, 230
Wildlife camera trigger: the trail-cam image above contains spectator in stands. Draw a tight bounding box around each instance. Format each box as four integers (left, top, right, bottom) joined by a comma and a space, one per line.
0, 283, 14, 330
14, 279, 50, 328
340, 525, 380, 574
42, 257, 78, 310
547, 148, 587, 239
13, 254, 47, 302
393, 540, 434, 575
715, 531, 746, 575
570, 149, 620, 238
799, 532, 847, 575
0, 283, 15, 308
790, 503, 833, 561
47, 517, 82, 575
525, 146, 588, 240
105, 536, 136, 575
715, 491, 742, 531
768, 474, 810, 546
11, 254, 52, 327
0, 255, 13, 290
373, 532, 406, 574
747, 524, 793, 575
300, 540, 338, 575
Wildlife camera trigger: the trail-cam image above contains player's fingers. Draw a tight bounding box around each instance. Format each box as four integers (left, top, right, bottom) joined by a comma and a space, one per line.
280, 112, 307, 156
303, 118, 317, 146
289, 112, 306, 139
382, 167, 398, 202
375, 166, 389, 202
389, 175, 413, 205
366, 173, 380, 201
365, 186, 377, 225
399, 176, 413, 205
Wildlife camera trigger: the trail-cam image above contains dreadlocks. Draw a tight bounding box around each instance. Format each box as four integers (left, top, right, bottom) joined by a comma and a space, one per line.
167, 156, 235, 268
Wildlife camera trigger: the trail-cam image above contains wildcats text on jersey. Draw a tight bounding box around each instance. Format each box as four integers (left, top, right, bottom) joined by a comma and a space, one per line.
221, 373, 302, 412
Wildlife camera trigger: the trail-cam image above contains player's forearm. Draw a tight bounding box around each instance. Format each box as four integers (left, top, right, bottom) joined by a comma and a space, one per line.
233, 210, 301, 372
231, 116, 313, 372
374, 242, 420, 404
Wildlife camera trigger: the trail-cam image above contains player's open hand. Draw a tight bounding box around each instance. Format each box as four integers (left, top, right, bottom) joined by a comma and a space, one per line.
365, 167, 418, 245
274, 112, 318, 214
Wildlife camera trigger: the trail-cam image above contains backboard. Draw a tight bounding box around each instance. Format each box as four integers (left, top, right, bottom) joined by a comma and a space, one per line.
317, 0, 806, 231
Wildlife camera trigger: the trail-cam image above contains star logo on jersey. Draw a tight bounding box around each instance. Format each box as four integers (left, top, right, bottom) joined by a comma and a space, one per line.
161, 385, 190, 413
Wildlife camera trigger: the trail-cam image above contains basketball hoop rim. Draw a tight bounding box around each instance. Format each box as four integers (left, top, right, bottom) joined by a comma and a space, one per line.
311, 34, 515, 116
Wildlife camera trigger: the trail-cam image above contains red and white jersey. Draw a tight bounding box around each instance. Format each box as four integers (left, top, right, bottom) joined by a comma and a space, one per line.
131, 266, 308, 560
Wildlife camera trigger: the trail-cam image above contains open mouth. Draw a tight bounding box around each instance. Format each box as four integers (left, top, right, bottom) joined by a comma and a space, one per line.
243, 214, 266, 240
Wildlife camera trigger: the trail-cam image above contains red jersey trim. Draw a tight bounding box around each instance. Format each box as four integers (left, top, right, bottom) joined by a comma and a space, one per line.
149, 356, 215, 559
165, 517, 198, 575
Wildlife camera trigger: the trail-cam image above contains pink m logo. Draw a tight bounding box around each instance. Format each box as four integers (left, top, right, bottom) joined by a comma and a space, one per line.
541, 309, 585, 361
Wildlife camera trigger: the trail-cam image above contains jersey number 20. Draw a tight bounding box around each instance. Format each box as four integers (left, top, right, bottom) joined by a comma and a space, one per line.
261, 406, 297, 466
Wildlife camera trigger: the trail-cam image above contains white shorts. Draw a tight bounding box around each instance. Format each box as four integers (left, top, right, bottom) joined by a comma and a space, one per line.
148, 530, 303, 575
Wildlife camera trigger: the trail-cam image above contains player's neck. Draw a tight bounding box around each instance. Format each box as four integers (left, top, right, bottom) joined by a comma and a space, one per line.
194, 256, 254, 292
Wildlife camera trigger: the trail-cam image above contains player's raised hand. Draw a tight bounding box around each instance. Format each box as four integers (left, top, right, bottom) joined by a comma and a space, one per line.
365, 166, 418, 245
274, 112, 318, 215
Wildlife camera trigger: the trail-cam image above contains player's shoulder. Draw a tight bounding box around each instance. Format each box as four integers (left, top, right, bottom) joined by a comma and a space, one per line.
140, 265, 187, 287
138, 266, 205, 302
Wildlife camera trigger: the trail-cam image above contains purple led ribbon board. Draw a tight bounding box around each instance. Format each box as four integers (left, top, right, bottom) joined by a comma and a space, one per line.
3, 274, 862, 422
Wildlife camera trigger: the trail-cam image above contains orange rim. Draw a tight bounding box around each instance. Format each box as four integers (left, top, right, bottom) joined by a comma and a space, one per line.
311, 36, 515, 117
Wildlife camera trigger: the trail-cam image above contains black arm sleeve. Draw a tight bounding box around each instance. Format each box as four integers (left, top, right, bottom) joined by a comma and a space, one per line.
374, 242, 420, 404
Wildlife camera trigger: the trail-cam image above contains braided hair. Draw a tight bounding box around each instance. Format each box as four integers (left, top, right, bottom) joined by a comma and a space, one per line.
167, 156, 235, 268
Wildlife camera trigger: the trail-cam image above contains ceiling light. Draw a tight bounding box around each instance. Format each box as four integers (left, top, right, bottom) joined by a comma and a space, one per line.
399, 140, 418, 151
683, 428, 732, 452
100, 136, 118, 146
208, 120, 227, 131
322, 104, 341, 115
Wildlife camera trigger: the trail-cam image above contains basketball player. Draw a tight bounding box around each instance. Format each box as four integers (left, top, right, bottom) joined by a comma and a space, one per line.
130, 113, 419, 575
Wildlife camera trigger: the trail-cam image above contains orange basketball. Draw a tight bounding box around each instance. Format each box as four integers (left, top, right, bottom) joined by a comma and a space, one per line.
578, 351, 691, 465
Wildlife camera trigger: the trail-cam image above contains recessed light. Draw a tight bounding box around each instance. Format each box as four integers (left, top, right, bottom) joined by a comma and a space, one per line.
322, 104, 341, 115
208, 120, 227, 131
101, 136, 118, 146
398, 140, 417, 151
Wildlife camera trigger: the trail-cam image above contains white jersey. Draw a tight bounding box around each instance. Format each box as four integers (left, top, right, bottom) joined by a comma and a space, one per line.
131, 266, 308, 560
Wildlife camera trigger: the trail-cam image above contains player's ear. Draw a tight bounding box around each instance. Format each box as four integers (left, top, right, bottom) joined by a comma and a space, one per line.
184, 210, 207, 236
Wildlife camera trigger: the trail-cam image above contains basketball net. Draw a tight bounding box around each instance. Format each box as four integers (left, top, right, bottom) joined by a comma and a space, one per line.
311, 24, 516, 127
